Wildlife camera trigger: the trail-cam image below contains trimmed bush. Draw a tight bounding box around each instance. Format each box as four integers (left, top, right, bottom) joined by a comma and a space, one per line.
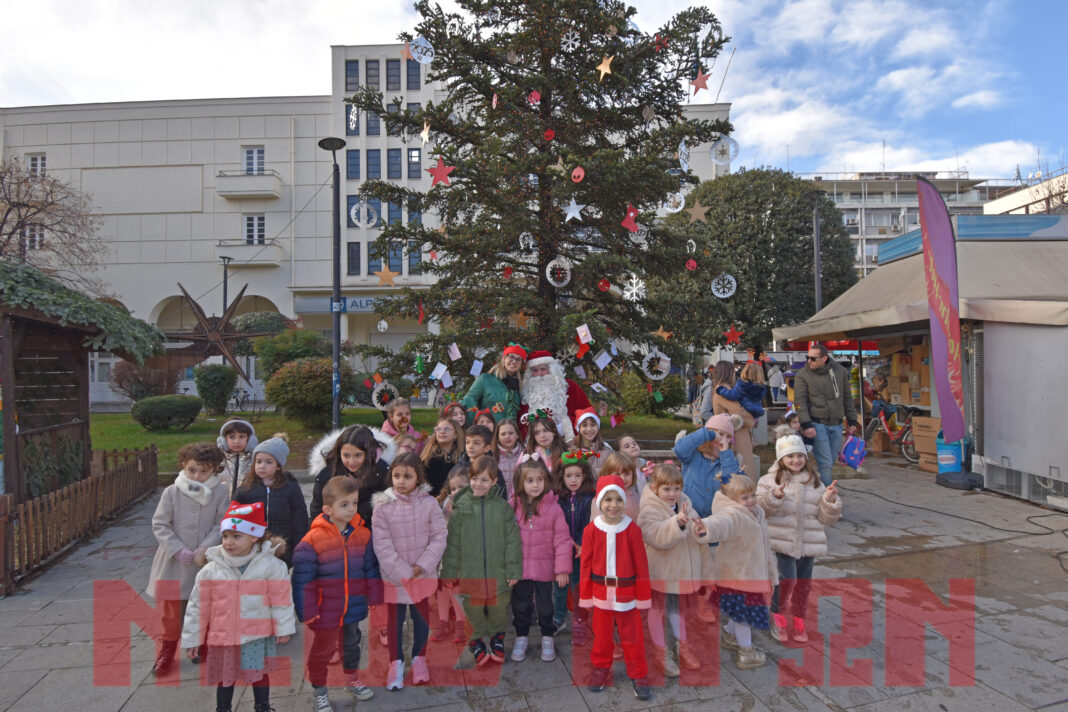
253, 329, 328, 379
193, 364, 238, 415
265, 357, 357, 428
131, 395, 203, 431
109, 360, 182, 401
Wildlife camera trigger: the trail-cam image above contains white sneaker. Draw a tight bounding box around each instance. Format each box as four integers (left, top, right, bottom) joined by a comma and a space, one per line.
412, 655, 430, 684
541, 636, 556, 662
385, 660, 404, 691
344, 679, 374, 700
511, 635, 528, 662
312, 691, 334, 711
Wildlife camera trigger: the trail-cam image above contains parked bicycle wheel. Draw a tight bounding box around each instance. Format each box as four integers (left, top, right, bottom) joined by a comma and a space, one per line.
898, 425, 918, 463
863, 418, 879, 442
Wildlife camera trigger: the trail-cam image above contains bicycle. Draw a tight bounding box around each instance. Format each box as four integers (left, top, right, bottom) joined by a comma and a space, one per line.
863, 404, 918, 463
228, 388, 251, 412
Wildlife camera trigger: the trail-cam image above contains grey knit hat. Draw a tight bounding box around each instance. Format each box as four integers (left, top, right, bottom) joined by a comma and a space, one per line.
253, 437, 289, 468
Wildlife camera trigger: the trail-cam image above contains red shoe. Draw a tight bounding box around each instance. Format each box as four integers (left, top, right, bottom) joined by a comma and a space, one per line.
431, 619, 453, 642
792, 617, 809, 643
453, 621, 468, 643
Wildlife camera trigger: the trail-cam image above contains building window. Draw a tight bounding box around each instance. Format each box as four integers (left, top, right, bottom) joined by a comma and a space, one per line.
387, 201, 402, 225
347, 242, 361, 275
408, 240, 421, 272
346, 150, 360, 180
386, 104, 400, 136
386, 59, 401, 91
406, 60, 420, 90
407, 148, 421, 179
365, 59, 380, 88
388, 241, 403, 273
367, 198, 382, 228
368, 236, 382, 274
345, 104, 359, 136
345, 60, 360, 92
245, 215, 265, 245
346, 195, 361, 228
408, 196, 421, 224
366, 111, 380, 136
21, 224, 44, 251
243, 146, 265, 175
367, 149, 381, 179
26, 154, 46, 177
407, 102, 421, 114
387, 149, 402, 179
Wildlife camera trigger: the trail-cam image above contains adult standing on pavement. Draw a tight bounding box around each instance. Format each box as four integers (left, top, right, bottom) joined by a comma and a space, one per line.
794, 343, 859, 486
461, 343, 527, 425
704, 361, 757, 476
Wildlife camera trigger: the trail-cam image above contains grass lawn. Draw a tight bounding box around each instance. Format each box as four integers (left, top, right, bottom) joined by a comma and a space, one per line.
91, 408, 695, 473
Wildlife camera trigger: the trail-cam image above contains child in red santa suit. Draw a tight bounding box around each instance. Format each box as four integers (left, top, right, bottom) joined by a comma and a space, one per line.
579, 475, 653, 701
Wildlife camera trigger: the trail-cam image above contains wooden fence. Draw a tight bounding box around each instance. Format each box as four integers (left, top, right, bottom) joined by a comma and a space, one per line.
0, 445, 158, 596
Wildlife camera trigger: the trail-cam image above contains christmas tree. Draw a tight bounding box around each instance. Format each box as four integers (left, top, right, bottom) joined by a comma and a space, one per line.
349, 0, 731, 393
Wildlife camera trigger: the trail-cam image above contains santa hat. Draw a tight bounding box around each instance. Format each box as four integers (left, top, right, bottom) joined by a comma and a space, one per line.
220, 500, 267, 537
594, 474, 626, 510
776, 434, 807, 461
526, 350, 555, 368
574, 407, 600, 430
502, 343, 529, 360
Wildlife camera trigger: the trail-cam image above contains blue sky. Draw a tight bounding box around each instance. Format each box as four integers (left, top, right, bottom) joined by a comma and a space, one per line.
1, 0, 1062, 179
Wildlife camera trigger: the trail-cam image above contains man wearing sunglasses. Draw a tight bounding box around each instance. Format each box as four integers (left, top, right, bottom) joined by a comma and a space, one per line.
794, 343, 859, 485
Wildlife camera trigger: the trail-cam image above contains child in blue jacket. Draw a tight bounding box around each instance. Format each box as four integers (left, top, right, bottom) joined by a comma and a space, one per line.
673, 414, 745, 519
716, 362, 767, 419
292, 476, 382, 711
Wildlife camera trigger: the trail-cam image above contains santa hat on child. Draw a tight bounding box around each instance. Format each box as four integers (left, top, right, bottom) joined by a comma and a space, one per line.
594, 474, 627, 510
526, 350, 555, 369
220, 501, 267, 537
574, 407, 600, 430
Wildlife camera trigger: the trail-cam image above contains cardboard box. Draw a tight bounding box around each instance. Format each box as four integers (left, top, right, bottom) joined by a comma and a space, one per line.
913, 416, 941, 437
908, 371, 921, 389
918, 453, 938, 473
914, 434, 937, 455
911, 344, 929, 362
870, 430, 891, 453
891, 353, 911, 377
909, 389, 922, 404
919, 364, 931, 389
879, 337, 907, 357
893, 376, 909, 395
890, 394, 903, 405
920, 387, 931, 406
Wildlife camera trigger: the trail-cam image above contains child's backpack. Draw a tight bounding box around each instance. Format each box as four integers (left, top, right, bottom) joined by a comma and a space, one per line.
839, 435, 867, 469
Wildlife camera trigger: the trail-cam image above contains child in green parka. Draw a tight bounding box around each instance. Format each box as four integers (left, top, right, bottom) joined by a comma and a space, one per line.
441, 454, 522, 667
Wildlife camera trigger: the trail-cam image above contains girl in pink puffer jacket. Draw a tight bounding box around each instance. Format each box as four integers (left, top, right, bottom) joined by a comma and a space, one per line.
510, 459, 572, 663
371, 453, 448, 689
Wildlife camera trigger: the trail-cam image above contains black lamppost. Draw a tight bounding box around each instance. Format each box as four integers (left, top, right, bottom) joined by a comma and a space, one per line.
804, 190, 823, 311
219, 255, 233, 313
318, 136, 346, 430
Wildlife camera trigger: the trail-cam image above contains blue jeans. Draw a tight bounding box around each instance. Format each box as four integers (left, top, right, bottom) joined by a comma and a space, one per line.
771, 554, 815, 618
811, 421, 843, 486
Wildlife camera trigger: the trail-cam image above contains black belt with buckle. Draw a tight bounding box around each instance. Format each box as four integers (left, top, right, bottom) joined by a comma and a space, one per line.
591, 574, 636, 587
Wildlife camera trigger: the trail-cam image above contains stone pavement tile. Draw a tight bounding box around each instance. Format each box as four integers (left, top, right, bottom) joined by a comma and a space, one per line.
848, 682, 1035, 712
523, 682, 588, 712
1032, 701, 1068, 712
929, 638, 1068, 709
0, 589, 65, 612
975, 606, 1068, 660
410, 689, 530, 712
486, 654, 572, 699
1, 641, 95, 671
0, 670, 47, 710
121, 676, 225, 711
6, 664, 142, 712
38, 621, 96, 644
0, 624, 56, 649
17, 598, 97, 626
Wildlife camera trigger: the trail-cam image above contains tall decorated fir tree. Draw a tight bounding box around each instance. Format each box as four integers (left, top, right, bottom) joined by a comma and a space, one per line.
349, 0, 731, 399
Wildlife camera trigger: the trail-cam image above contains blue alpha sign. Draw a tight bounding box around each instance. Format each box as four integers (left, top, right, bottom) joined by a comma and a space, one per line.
293, 296, 381, 314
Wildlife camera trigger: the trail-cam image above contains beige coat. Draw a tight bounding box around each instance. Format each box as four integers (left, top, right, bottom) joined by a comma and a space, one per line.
756, 464, 842, 559
636, 485, 708, 595
147, 477, 231, 600
696, 491, 778, 594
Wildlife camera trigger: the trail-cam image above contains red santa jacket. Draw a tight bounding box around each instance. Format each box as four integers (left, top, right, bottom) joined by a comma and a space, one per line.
578, 515, 652, 612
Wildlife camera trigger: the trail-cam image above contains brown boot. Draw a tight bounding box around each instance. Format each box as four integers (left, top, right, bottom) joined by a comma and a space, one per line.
676, 640, 701, 671
651, 644, 680, 678
431, 618, 454, 642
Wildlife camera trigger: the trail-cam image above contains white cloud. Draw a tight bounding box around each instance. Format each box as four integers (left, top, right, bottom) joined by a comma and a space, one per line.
893, 25, 958, 58
951, 90, 1001, 110
819, 139, 1038, 179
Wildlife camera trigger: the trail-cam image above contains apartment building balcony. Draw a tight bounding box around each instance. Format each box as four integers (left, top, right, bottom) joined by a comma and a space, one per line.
214, 239, 283, 267
216, 169, 282, 199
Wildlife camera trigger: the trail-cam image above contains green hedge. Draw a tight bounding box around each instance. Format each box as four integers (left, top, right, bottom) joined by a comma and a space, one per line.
130, 395, 204, 431
193, 364, 238, 415
265, 357, 357, 428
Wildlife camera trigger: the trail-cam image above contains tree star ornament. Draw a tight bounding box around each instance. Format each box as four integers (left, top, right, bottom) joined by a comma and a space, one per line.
723, 323, 744, 345
685, 197, 710, 224
652, 325, 673, 340
563, 197, 585, 223
419, 121, 431, 146
399, 42, 414, 61
374, 266, 400, 286
596, 55, 614, 82
690, 67, 711, 95
654, 33, 669, 51
427, 156, 455, 187
620, 203, 639, 232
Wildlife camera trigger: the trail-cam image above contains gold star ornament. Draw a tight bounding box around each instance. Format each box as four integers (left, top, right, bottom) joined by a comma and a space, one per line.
686, 197, 710, 224
374, 266, 400, 286
596, 55, 614, 82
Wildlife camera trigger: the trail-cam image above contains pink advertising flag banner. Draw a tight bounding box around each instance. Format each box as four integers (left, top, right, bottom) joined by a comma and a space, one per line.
916, 177, 966, 442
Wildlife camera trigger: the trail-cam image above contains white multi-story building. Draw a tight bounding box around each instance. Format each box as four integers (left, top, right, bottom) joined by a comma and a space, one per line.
801, 171, 997, 277
0, 44, 730, 406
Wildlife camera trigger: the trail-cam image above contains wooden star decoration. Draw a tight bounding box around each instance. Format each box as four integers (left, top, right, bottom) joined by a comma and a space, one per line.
427, 156, 455, 187
513, 312, 531, 329
419, 121, 431, 146
548, 156, 567, 175
596, 55, 614, 81
723, 323, 744, 345
400, 42, 414, 61
686, 198, 710, 224
373, 266, 400, 286
652, 325, 673, 340
690, 67, 711, 95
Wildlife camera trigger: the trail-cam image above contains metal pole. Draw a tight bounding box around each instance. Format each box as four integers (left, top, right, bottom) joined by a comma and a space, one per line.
813, 202, 822, 312
220, 256, 232, 314
331, 156, 342, 430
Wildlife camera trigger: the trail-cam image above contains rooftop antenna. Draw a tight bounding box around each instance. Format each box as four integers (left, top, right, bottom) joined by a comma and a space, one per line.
714, 45, 735, 103
881, 140, 886, 172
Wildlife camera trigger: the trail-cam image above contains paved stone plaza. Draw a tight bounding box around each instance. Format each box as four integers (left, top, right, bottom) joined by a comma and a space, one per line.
1, 460, 1065, 712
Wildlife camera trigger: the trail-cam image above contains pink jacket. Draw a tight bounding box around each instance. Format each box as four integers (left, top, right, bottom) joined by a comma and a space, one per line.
381, 420, 424, 453
496, 443, 524, 500
512, 490, 572, 582
370, 485, 447, 603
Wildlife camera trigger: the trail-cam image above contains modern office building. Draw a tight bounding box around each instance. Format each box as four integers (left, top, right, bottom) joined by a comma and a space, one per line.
0, 44, 730, 406
801, 171, 997, 277
983, 166, 1068, 215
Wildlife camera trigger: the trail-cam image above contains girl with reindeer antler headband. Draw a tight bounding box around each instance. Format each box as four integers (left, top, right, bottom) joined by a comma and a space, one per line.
520, 408, 565, 472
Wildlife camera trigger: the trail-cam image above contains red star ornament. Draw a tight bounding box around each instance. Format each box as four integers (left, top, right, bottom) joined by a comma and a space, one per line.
400, 43, 414, 61
723, 323, 744, 345
503, 266, 513, 278
427, 156, 455, 187
690, 67, 711, 95
621, 203, 639, 233
654, 34, 669, 52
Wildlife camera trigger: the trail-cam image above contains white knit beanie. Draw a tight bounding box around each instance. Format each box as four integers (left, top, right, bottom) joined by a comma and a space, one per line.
775, 434, 807, 461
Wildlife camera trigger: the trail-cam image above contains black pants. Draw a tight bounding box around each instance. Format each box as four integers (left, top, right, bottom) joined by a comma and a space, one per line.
512, 579, 557, 637
217, 676, 268, 708
307, 621, 362, 689
772, 553, 815, 618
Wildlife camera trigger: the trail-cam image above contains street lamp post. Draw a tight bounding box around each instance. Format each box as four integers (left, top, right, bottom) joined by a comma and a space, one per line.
318, 136, 347, 430
219, 255, 233, 314
804, 190, 823, 312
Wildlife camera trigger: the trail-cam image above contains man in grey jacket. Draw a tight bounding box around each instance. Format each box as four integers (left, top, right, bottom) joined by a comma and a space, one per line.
795, 343, 859, 485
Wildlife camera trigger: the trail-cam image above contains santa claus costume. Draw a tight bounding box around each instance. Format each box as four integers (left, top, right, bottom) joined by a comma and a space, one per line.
519, 351, 592, 442
579, 476, 652, 698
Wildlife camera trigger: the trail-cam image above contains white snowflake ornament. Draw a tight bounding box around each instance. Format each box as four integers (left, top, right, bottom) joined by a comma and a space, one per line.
622, 272, 646, 302
711, 273, 737, 299
561, 29, 580, 52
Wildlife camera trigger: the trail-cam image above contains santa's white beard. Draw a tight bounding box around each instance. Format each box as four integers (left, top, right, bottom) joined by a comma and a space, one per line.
522, 373, 574, 441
